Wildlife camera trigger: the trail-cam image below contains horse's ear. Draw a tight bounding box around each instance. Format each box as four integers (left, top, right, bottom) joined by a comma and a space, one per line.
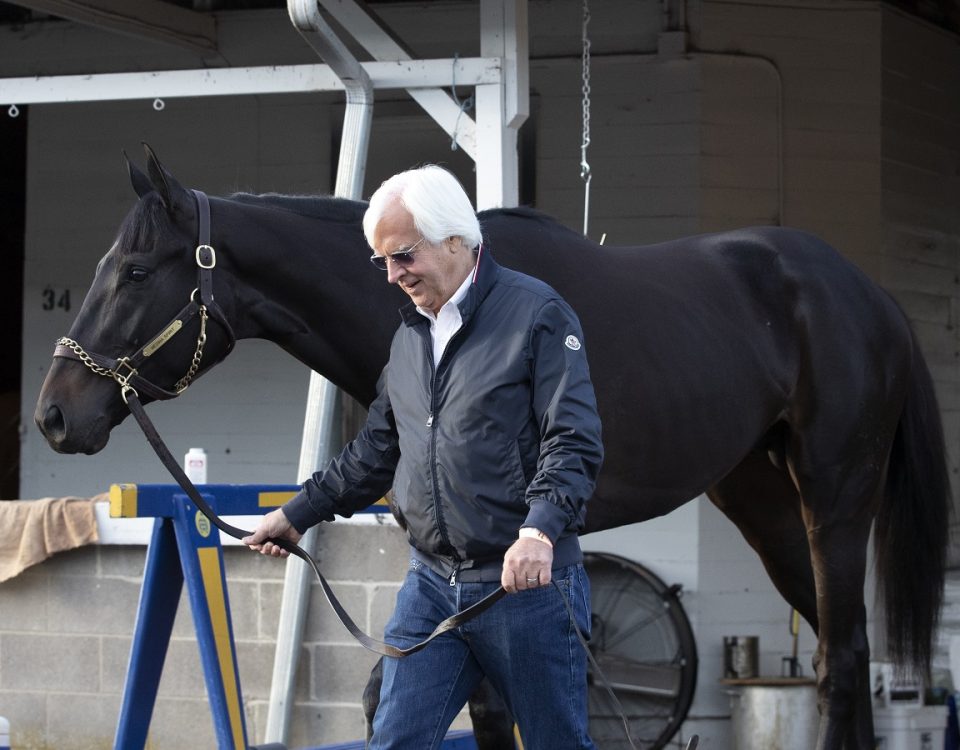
124, 149, 154, 198
142, 142, 190, 213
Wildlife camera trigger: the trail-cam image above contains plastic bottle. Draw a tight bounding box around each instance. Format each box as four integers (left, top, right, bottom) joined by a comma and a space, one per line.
0, 716, 10, 750
184, 447, 208, 484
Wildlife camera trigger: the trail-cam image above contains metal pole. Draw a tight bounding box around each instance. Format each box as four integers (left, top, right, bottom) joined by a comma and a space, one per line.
264, 2, 374, 743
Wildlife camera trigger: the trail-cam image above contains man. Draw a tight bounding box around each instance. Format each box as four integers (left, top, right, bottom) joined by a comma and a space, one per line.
244, 165, 603, 749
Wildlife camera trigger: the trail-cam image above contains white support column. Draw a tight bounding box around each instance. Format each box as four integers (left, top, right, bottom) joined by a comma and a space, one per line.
476, 0, 528, 208
474, 82, 516, 210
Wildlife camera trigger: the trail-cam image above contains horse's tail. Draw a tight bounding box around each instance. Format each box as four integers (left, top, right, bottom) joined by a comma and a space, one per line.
875, 335, 951, 677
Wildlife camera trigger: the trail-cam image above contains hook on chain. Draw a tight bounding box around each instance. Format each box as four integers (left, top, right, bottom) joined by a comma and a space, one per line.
580, 0, 593, 236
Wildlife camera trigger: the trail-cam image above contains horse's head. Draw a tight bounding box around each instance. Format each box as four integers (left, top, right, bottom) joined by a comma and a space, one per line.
35, 144, 236, 454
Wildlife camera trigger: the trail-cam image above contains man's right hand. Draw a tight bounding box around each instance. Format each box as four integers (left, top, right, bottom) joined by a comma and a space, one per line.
242, 508, 303, 557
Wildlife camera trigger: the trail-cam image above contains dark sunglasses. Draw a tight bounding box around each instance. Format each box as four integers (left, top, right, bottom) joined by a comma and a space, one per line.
369, 237, 426, 271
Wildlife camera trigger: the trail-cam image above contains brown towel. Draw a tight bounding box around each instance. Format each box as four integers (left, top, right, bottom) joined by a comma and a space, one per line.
0, 496, 101, 583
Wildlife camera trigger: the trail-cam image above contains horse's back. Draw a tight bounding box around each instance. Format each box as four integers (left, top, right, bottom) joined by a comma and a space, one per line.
481, 213, 914, 525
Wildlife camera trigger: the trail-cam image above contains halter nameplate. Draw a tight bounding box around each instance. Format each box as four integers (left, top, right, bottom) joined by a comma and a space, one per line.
143, 320, 183, 356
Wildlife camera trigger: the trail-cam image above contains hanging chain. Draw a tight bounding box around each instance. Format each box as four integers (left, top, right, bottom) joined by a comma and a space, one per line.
580, 0, 592, 237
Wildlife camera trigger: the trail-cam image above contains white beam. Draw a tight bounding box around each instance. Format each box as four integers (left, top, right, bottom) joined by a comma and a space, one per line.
476, 0, 526, 208
481, 0, 529, 128
475, 82, 517, 209
319, 0, 478, 158
0, 58, 501, 106
8, 0, 218, 56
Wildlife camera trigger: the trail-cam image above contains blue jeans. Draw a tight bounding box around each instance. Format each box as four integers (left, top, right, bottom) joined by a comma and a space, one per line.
369, 559, 596, 750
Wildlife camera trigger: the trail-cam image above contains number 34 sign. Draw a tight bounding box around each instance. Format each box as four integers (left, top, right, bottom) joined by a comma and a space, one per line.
41, 286, 71, 312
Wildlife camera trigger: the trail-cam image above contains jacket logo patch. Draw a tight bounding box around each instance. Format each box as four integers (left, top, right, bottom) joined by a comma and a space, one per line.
564, 335, 582, 351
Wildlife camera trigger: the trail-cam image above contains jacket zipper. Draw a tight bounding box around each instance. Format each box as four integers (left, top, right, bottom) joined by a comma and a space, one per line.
423, 322, 468, 573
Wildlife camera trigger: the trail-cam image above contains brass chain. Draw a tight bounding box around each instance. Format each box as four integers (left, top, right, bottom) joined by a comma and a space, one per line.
56, 336, 119, 380
55, 303, 208, 396
174, 305, 207, 393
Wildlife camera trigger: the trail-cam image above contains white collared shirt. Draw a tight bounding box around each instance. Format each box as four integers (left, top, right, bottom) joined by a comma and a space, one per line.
416, 266, 476, 365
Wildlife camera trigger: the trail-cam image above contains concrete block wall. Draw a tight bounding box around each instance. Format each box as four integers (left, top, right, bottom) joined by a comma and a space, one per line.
0, 522, 417, 749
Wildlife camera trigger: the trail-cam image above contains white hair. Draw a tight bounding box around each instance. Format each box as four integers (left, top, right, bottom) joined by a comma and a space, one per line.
363, 165, 482, 250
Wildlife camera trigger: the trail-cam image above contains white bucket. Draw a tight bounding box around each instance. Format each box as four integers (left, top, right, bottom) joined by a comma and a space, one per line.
874, 705, 947, 750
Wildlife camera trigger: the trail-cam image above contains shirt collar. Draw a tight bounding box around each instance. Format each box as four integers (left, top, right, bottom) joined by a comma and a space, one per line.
415, 264, 476, 321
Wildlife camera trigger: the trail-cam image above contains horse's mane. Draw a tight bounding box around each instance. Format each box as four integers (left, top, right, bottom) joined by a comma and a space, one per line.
479, 205, 595, 246
480, 205, 582, 233
228, 192, 366, 224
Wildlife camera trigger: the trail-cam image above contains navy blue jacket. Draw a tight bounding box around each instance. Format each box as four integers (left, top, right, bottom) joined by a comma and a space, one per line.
283, 252, 603, 582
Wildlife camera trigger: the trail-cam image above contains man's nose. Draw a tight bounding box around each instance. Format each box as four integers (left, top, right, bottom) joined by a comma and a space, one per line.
386, 259, 405, 284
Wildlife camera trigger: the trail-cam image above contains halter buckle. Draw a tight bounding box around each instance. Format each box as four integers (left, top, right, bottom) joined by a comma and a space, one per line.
196, 244, 216, 269
113, 358, 138, 388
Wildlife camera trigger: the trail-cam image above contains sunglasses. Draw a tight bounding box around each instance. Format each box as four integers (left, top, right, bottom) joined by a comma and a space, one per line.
369, 237, 426, 271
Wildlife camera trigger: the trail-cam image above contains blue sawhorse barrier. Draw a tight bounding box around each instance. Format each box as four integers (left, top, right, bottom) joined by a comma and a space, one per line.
109, 482, 410, 750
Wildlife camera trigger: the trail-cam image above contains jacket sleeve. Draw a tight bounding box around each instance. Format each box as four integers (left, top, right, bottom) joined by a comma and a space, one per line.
522, 299, 604, 542
282, 366, 400, 533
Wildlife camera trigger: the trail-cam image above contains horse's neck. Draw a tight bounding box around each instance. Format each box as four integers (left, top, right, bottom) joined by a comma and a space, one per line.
218, 197, 397, 405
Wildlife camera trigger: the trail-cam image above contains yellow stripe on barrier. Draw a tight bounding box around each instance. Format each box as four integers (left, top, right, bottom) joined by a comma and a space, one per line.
258, 491, 297, 507
109, 483, 138, 518
197, 547, 245, 748
259, 492, 390, 509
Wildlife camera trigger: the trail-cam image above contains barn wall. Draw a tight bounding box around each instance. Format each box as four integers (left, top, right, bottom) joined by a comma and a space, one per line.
6, 1, 960, 748
879, 5, 960, 670
880, 6, 960, 536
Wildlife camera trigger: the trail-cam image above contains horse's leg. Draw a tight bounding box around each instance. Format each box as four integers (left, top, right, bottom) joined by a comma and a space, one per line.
362, 658, 383, 743
706, 448, 819, 630
363, 658, 515, 748
788, 434, 886, 750
466, 678, 516, 749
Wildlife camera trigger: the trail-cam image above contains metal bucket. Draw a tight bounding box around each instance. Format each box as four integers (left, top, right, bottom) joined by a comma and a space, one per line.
728, 681, 818, 749
724, 635, 759, 679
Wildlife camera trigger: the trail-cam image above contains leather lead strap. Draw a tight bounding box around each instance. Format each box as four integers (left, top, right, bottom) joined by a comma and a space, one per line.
125, 391, 506, 658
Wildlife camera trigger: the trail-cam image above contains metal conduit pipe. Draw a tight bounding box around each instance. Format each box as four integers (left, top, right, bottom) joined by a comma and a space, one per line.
264, 2, 374, 744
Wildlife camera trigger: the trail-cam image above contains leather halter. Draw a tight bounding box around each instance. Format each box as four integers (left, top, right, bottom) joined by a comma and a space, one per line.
53, 190, 236, 403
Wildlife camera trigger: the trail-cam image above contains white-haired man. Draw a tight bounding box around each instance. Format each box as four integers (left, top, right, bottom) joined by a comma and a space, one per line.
245, 165, 603, 748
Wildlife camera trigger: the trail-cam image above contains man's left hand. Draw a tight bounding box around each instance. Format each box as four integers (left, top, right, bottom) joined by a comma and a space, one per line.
502, 536, 553, 593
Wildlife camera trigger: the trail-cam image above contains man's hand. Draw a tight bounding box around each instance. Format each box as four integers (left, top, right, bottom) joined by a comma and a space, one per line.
242, 508, 303, 557
501, 535, 554, 593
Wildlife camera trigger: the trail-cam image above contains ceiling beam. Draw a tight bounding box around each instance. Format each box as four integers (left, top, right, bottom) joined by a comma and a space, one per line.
8, 0, 218, 55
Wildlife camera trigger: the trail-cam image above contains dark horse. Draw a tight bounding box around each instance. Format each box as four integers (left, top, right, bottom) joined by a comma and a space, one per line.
35, 146, 949, 750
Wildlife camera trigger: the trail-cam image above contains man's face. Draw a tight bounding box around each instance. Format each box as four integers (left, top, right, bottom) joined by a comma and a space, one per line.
372, 200, 471, 315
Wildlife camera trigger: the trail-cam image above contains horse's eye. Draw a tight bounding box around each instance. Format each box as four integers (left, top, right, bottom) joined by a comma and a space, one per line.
127, 266, 149, 283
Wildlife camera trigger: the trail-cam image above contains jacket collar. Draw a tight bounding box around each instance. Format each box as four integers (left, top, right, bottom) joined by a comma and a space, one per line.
399, 244, 500, 327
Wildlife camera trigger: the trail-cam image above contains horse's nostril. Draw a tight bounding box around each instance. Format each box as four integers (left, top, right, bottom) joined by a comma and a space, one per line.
38, 404, 66, 442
